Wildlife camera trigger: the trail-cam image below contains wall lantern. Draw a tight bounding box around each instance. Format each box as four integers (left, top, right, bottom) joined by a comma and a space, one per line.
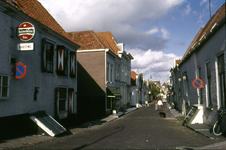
178, 77, 181, 82
182, 72, 187, 80
148, 91, 151, 94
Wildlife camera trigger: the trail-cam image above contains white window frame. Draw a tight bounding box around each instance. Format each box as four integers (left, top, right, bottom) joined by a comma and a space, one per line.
59, 88, 68, 112
205, 60, 212, 107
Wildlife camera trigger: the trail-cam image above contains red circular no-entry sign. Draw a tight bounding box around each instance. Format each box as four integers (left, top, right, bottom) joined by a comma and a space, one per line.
12, 63, 27, 79
192, 78, 204, 89
17, 22, 35, 41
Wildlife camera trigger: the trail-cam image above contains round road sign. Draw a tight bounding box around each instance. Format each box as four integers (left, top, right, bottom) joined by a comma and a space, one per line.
192, 78, 204, 89
17, 22, 35, 41
12, 63, 27, 79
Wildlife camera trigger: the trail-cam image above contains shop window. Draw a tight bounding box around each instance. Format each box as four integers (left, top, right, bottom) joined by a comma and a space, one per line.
0, 75, 9, 98
218, 54, 225, 108
42, 39, 54, 73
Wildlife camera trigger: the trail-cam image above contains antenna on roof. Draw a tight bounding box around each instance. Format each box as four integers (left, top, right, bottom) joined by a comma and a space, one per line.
209, 0, 212, 19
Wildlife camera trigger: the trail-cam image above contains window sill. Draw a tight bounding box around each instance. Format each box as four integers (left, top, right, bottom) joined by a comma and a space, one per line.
0, 97, 9, 100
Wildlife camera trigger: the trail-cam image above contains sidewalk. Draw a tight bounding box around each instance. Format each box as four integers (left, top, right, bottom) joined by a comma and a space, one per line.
0, 107, 138, 149
166, 103, 226, 149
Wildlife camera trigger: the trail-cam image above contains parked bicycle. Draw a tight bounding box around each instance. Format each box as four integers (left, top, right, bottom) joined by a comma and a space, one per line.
212, 108, 226, 136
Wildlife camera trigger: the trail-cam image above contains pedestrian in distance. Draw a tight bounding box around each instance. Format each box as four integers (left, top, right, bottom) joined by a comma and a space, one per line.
158, 99, 163, 111
154, 99, 158, 111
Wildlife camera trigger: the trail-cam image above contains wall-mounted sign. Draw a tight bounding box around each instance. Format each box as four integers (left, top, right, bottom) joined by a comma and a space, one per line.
17, 22, 35, 42
192, 78, 204, 89
17, 43, 34, 51
12, 63, 27, 79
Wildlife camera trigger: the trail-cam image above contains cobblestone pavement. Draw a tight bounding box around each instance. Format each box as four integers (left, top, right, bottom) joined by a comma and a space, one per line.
1, 103, 226, 149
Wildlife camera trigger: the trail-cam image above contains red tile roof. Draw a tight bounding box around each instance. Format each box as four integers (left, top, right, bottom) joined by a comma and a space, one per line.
162, 82, 167, 87
68, 30, 107, 50
68, 31, 121, 55
95, 32, 121, 54
181, 3, 225, 61
6, 0, 75, 43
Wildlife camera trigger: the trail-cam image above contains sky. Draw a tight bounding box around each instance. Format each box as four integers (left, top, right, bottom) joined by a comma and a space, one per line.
38, 0, 225, 84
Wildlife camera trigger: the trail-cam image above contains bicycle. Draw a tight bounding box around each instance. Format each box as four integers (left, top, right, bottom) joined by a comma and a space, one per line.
212, 108, 226, 136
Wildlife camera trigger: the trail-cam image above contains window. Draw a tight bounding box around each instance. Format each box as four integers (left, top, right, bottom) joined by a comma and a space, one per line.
218, 54, 225, 108
70, 52, 76, 78
64, 50, 68, 76
198, 67, 203, 104
0, 75, 9, 98
42, 39, 54, 73
206, 62, 212, 106
115, 64, 117, 81
107, 63, 109, 81
117, 64, 120, 81
111, 64, 113, 82
55, 88, 74, 119
59, 88, 67, 111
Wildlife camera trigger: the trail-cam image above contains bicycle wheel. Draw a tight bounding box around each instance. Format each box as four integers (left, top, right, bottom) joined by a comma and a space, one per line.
213, 120, 223, 136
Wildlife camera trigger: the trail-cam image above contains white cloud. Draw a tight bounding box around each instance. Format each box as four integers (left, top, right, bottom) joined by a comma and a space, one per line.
161, 28, 170, 40
184, 4, 191, 15
200, 0, 207, 6
129, 49, 182, 83
146, 28, 159, 35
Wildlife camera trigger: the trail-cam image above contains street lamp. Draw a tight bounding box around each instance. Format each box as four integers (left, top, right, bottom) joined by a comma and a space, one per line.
182, 72, 187, 80
178, 77, 181, 82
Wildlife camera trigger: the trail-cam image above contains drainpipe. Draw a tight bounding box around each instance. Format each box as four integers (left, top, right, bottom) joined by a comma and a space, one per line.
194, 52, 200, 105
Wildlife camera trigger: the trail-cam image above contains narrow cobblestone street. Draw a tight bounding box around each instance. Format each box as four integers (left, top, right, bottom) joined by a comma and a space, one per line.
17, 103, 225, 150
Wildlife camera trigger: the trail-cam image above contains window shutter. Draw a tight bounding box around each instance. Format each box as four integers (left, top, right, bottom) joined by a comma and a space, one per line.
68, 88, 74, 114
57, 45, 65, 75
42, 38, 47, 72
70, 52, 76, 78
55, 88, 60, 119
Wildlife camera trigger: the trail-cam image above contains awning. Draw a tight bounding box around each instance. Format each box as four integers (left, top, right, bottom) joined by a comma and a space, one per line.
30, 111, 66, 137
107, 87, 122, 100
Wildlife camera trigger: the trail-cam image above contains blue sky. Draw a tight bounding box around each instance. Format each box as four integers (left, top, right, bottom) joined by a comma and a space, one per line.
38, 0, 225, 84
